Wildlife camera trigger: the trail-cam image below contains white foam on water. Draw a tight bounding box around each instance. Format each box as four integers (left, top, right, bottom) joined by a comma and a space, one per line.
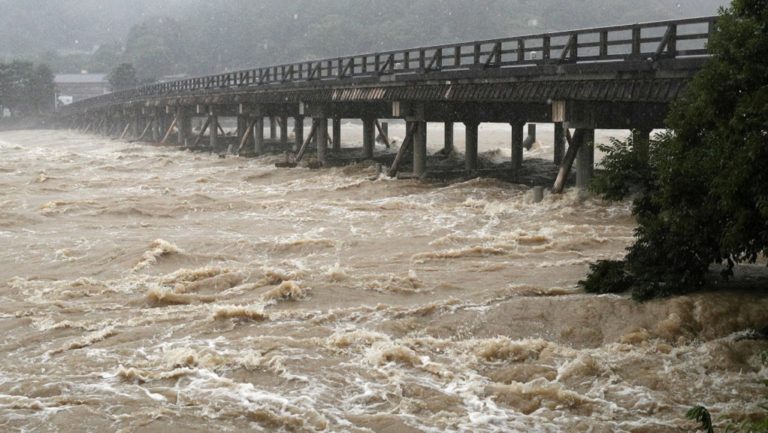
0, 130, 765, 432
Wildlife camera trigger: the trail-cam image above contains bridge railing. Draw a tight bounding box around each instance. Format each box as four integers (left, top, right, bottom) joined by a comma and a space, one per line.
70, 16, 716, 111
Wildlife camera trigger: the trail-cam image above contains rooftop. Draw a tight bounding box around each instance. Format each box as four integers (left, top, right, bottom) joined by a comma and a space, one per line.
55, 74, 108, 84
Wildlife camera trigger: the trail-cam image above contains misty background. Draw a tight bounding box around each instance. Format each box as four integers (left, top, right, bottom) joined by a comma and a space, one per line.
0, 0, 728, 80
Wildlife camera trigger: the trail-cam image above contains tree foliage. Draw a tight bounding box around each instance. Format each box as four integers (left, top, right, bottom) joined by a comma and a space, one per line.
687, 406, 715, 433
123, 17, 189, 80
582, 0, 768, 300
0, 61, 54, 116
108, 63, 138, 90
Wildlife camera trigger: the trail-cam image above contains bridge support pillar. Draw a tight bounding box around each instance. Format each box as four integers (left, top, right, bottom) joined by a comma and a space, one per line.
269, 117, 277, 140
160, 112, 169, 141
511, 122, 525, 178
132, 111, 141, 139
280, 115, 289, 146
632, 128, 652, 162
413, 121, 427, 177
464, 121, 479, 171
209, 109, 219, 153
576, 129, 595, 190
254, 117, 265, 155
444, 122, 454, 154
332, 118, 342, 152
524, 124, 537, 150
151, 112, 160, 142
311, 119, 318, 147
237, 116, 246, 141
178, 108, 191, 147
363, 118, 375, 159
380, 122, 389, 144
316, 117, 328, 164
133, 110, 147, 140
554, 122, 566, 166
158, 113, 167, 141
294, 117, 304, 152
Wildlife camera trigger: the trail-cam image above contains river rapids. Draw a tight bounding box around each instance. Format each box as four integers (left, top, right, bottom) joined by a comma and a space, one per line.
0, 127, 766, 432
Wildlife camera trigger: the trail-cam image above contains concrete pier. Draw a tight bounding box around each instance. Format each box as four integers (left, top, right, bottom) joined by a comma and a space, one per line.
632, 128, 652, 162
254, 116, 265, 155
444, 122, 454, 154
209, 109, 219, 153
280, 115, 289, 146
363, 118, 375, 159
294, 117, 304, 151
269, 117, 277, 140
554, 122, 566, 166
576, 129, 595, 189
316, 117, 328, 164
413, 121, 427, 177
332, 118, 342, 151
465, 121, 479, 171
511, 122, 525, 177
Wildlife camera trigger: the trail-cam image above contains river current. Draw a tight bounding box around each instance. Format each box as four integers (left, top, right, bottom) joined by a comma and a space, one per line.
0, 128, 765, 432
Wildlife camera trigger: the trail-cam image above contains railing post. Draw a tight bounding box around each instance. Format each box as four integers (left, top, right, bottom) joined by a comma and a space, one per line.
518, 39, 525, 62
454, 45, 462, 67
632, 26, 642, 57
542, 36, 551, 61
599, 31, 608, 57
572, 34, 579, 60
474, 43, 481, 66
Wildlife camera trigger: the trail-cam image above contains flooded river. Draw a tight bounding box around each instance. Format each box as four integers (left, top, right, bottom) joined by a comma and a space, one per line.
0, 129, 765, 432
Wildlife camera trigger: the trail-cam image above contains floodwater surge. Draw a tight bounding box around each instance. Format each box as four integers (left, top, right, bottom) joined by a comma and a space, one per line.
0, 129, 765, 433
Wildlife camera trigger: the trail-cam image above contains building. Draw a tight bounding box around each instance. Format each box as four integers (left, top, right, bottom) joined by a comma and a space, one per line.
54, 73, 111, 109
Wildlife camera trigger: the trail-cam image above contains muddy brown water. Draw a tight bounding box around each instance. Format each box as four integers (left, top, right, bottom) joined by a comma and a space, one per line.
0, 129, 766, 433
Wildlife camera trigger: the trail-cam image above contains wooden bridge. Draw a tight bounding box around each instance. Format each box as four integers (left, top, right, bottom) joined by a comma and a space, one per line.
61, 16, 717, 190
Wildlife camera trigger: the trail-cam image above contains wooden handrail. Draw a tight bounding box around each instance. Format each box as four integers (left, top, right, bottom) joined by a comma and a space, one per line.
65, 16, 717, 112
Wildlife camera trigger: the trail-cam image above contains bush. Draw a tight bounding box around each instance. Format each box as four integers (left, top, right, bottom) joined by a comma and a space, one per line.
579, 260, 635, 295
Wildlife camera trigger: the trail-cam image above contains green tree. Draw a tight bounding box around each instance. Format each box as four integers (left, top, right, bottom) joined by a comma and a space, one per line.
0, 61, 54, 116
90, 42, 123, 73
582, 0, 768, 300
123, 17, 189, 80
29, 64, 54, 114
108, 63, 138, 91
